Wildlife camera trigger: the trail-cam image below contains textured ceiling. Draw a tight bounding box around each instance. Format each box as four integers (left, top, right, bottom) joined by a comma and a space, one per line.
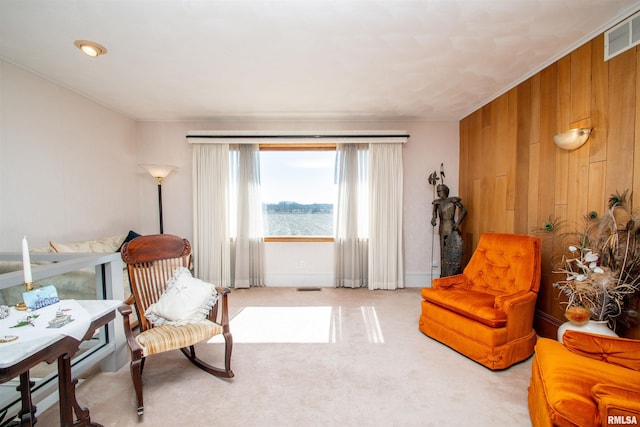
1, 0, 640, 122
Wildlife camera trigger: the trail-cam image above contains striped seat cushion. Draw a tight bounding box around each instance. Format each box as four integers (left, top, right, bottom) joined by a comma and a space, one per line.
136, 320, 223, 356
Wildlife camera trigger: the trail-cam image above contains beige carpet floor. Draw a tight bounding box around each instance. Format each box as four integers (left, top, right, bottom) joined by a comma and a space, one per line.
38, 287, 533, 426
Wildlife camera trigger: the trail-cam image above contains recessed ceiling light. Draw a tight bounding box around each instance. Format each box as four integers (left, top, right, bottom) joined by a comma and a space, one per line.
74, 40, 107, 57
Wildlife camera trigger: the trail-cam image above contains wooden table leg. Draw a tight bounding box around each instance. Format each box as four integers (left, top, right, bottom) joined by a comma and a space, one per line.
6, 372, 36, 427
57, 353, 102, 427
18, 372, 36, 426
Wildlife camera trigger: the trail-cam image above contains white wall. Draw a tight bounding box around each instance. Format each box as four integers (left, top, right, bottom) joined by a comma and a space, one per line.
265, 242, 333, 287
0, 60, 139, 251
137, 120, 460, 287
0, 60, 461, 285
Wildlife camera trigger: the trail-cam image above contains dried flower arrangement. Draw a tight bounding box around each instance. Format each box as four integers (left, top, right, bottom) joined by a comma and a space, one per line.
537, 191, 640, 329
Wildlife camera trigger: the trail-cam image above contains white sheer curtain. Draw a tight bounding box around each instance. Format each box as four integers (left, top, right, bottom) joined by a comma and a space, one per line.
229, 145, 265, 287
368, 143, 404, 290
192, 143, 264, 287
334, 144, 368, 288
192, 143, 231, 285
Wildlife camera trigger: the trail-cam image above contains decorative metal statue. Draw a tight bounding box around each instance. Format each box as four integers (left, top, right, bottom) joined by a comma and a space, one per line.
429, 165, 467, 277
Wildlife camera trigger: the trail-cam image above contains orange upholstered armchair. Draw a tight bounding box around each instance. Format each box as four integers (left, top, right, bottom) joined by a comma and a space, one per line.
529, 331, 640, 426
419, 232, 541, 370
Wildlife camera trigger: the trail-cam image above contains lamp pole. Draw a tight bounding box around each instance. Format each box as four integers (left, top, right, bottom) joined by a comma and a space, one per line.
156, 177, 164, 234
140, 164, 177, 234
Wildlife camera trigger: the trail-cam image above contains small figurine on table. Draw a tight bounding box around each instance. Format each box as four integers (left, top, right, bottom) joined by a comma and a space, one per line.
47, 308, 73, 328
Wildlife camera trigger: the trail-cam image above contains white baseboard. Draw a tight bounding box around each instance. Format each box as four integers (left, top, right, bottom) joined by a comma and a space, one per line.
264, 273, 334, 287
263, 272, 437, 288
404, 272, 437, 288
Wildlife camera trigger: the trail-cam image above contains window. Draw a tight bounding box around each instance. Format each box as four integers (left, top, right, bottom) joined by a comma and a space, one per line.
259, 144, 336, 240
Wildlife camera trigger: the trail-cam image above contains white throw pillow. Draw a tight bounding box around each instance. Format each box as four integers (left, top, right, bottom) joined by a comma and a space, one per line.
145, 267, 218, 326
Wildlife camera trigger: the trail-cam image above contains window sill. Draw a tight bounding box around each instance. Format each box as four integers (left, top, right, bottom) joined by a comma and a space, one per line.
264, 237, 334, 243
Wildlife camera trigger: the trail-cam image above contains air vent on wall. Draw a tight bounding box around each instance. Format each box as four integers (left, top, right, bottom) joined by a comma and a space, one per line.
605, 10, 640, 61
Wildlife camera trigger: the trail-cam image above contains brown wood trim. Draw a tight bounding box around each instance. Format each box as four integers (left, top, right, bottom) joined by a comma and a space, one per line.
265, 237, 334, 243
534, 310, 561, 340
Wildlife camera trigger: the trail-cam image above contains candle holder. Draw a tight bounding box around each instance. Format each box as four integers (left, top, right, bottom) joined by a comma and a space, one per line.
15, 282, 33, 311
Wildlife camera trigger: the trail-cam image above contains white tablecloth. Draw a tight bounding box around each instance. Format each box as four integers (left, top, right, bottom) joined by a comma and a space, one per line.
0, 300, 91, 367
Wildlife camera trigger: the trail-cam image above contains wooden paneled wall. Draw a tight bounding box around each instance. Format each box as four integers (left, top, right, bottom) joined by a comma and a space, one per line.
459, 33, 640, 339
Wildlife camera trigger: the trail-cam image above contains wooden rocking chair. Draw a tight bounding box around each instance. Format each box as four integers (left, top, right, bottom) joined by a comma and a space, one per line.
118, 234, 233, 415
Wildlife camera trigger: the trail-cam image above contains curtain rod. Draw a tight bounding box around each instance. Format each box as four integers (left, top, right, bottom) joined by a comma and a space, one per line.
186, 134, 409, 139
186, 131, 409, 144
187, 130, 409, 144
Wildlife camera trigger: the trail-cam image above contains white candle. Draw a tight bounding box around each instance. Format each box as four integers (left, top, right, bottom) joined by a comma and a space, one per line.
22, 236, 32, 284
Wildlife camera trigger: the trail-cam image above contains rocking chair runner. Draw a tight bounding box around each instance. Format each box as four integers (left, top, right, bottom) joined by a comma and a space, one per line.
118, 234, 233, 415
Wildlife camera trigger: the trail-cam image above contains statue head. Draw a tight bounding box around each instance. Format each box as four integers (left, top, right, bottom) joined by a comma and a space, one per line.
436, 184, 450, 197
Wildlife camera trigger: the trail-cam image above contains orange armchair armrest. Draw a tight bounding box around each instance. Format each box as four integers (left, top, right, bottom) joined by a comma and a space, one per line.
495, 290, 537, 340
563, 330, 640, 371
432, 274, 470, 290
494, 290, 534, 310
592, 384, 640, 425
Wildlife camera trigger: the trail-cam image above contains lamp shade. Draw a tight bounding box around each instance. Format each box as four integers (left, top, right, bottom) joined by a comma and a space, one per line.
140, 164, 177, 179
553, 128, 592, 150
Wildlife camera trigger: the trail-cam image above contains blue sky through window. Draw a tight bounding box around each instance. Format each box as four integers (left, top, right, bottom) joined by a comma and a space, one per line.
259, 150, 337, 205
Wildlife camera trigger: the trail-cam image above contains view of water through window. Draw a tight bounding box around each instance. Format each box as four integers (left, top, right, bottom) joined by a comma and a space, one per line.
260, 150, 336, 236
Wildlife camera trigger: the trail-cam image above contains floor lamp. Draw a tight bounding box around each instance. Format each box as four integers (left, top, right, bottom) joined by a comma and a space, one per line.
140, 164, 176, 234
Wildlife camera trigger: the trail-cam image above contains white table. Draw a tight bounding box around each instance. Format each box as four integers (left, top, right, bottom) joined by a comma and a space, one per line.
0, 300, 120, 426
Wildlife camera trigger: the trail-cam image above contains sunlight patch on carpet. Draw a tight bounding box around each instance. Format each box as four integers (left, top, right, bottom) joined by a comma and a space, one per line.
360, 306, 384, 343
209, 306, 384, 344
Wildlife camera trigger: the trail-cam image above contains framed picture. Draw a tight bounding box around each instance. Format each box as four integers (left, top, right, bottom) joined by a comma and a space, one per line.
22, 285, 59, 310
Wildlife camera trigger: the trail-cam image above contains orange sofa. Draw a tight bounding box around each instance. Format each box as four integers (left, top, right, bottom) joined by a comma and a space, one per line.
419, 232, 541, 370
529, 330, 640, 427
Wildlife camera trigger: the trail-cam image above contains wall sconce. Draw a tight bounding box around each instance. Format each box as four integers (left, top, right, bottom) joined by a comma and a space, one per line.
553, 128, 592, 150
140, 164, 177, 234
